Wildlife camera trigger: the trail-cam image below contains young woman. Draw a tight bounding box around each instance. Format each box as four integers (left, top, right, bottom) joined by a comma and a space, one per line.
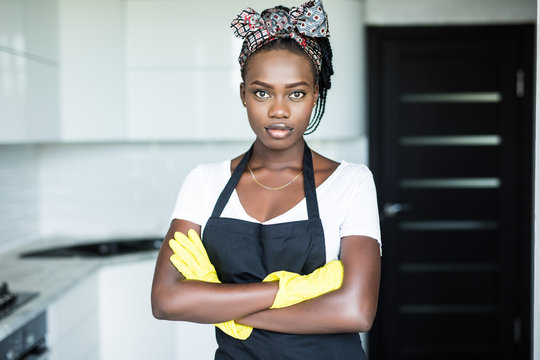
151, 1, 381, 358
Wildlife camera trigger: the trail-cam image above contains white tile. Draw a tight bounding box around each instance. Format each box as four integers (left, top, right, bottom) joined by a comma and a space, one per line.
0, 145, 38, 254
35, 138, 369, 241
126, 69, 249, 140
37, 142, 251, 240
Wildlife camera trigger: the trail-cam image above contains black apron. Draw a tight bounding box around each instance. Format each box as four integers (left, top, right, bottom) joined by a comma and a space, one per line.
202, 142, 367, 360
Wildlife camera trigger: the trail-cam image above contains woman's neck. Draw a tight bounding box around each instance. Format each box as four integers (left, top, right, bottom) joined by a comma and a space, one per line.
250, 138, 305, 170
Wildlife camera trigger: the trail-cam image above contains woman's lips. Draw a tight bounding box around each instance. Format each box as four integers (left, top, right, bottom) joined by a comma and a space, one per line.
265, 124, 293, 139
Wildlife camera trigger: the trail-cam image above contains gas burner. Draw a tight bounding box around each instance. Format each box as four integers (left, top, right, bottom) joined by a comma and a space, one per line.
0, 282, 38, 320
0, 282, 16, 309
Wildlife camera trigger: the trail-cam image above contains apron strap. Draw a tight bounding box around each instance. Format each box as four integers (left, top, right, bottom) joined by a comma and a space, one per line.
210, 141, 320, 220
302, 142, 320, 220
211, 145, 253, 218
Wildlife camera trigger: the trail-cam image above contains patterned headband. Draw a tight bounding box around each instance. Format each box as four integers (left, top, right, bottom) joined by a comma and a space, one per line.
230, 0, 329, 72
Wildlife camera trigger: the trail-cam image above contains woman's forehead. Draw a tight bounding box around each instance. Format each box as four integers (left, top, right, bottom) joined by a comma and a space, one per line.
244, 49, 316, 85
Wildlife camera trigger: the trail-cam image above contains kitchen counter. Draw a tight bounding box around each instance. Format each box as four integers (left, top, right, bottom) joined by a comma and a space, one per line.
0, 237, 159, 342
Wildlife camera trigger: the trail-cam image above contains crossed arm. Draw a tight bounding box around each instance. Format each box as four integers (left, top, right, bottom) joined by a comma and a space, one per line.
151, 219, 381, 334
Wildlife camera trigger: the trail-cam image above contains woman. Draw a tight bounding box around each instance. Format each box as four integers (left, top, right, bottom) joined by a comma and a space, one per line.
151, 1, 381, 358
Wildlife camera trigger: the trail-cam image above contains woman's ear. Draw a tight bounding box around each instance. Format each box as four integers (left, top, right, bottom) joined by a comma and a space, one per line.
313, 84, 319, 105
240, 82, 246, 107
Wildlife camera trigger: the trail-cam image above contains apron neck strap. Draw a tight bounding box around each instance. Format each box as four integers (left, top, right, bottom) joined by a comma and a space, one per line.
211, 145, 253, 218
211, 141, 320, 220
302, 141, 320, 219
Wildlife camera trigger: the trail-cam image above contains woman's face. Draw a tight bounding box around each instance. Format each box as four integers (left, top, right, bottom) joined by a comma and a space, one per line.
240, 49, 319, 150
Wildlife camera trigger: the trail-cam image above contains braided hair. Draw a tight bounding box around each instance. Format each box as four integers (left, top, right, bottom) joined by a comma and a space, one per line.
240, 6, 334, 135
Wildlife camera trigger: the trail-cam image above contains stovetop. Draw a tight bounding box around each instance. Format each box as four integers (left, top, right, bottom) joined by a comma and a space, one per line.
0, 282, 39, 320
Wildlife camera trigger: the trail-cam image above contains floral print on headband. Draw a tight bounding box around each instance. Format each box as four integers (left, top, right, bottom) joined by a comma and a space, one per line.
231, 0, 329, 72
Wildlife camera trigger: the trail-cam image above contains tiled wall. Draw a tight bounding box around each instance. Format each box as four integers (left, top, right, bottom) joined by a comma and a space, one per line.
37, 138, 368, 241
0, 138, 367, 253
0, 145, 39, 253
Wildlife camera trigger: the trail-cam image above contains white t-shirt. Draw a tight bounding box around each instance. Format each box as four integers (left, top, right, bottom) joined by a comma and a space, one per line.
171, 160, 382, 261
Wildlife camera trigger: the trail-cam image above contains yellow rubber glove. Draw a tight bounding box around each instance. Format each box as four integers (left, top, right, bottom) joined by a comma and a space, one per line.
169, 229, 220, 283
263, 260, 344, 309
168, 229, 253, 340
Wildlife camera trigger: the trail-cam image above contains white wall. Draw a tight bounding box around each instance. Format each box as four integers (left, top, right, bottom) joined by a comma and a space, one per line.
0, 145, 39, 253
37, 138, 368, 240
365, 0, 536, 24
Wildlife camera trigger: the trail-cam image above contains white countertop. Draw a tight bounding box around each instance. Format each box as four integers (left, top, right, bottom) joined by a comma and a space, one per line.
0, 237, 159, 342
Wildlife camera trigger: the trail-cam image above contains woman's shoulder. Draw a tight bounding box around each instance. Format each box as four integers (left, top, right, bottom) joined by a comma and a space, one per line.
324, 161, 374, 190
338, 161, 373, 176
312, 152, 373, 186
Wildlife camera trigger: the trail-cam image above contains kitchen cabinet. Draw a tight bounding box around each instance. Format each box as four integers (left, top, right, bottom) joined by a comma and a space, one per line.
46, 258, 182, 360
124, 0, 251, 141
57, 0, 125, 141
98, 258, 218, 360
47, 271, 100, 360
98, 259, 176, 360
0, 0, 124, 144
124, 0, 365, 141
0, 0, 60, 143
1, 0, 365, 143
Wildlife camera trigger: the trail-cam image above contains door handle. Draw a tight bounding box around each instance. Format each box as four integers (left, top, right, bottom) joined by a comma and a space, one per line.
383, 203, 411, 218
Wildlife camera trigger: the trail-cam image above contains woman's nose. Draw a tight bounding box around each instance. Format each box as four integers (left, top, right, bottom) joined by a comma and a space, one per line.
268, 97, 290, 118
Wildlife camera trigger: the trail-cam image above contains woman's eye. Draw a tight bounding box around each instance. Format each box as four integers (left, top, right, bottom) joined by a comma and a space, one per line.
254, 90, 270, 98
290, 91, 305, 99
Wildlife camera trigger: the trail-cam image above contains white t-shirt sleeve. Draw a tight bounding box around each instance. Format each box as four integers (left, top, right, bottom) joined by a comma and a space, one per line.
170, 165, 206, 225
339, 166, 382, 250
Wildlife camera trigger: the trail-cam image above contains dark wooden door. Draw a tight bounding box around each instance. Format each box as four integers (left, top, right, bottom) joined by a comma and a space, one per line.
367, 26, 533, 360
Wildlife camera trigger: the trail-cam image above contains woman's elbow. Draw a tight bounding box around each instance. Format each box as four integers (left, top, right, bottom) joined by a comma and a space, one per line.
343, 310, 375, 332
152, 297, 170, 320
355, 314, 375, 333
151, 287, 187, 320
151, 290, 171, 320
340, 301, 377, 332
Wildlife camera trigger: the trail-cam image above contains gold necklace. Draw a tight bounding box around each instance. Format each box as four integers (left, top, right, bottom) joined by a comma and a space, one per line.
248, 166, 303, 190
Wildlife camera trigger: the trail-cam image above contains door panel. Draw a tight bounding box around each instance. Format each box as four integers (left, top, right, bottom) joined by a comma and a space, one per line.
399, 230, 499, 262
400, 188, 499, 220
401, 103, 501, 135
399, 146, 499, 177
368, 26, 533, 360
400, 52, 501, 92
399, 272, 498, 304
